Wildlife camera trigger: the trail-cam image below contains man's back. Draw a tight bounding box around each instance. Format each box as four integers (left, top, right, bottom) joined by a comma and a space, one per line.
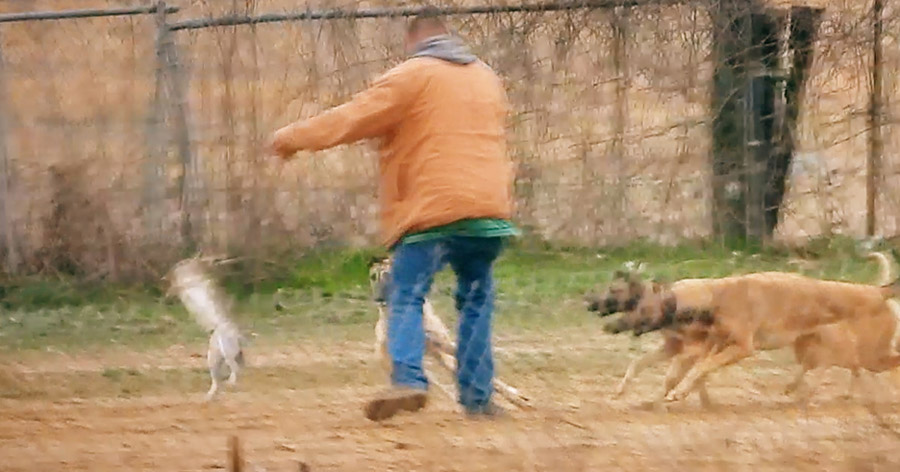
378, 56, 514, 246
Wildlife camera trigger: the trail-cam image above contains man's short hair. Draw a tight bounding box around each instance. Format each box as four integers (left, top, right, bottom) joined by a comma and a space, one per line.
407, 5, 448, 35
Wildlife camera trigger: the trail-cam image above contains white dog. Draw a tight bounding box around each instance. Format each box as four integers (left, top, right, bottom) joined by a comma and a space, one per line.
167, 257, 246, 401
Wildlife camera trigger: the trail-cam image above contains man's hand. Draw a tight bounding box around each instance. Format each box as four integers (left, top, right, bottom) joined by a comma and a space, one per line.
267, 127, 297, 161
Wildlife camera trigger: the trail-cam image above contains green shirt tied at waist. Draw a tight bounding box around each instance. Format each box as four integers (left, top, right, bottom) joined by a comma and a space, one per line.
399, 218, 520, 246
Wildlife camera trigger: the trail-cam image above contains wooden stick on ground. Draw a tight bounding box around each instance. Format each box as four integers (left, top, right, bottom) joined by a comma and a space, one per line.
229, 435, 243, 472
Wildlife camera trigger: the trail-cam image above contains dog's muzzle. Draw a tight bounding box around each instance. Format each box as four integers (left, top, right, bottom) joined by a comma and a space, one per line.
602, 318, 629, 334
632, 321, 653, 337
585, 294, 620, 317
591, 297, 622, 317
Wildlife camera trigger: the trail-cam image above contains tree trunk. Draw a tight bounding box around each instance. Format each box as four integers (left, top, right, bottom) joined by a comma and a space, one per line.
710, 2, 821, 245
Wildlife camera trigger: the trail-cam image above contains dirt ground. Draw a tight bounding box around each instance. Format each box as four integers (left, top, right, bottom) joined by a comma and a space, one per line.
2, 333, 900, 472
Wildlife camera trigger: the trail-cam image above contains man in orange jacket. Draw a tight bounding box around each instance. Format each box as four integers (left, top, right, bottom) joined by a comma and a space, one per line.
269, 7, 518, 421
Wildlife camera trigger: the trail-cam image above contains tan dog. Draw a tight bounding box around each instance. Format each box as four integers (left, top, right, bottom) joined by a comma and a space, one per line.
588, 253, 900, 405
638, 260, 900, 403
367, 257, 532, 410
785, 253, 900, 401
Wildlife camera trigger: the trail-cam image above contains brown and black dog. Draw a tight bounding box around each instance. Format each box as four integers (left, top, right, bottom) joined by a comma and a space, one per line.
587, 253, 900, 405
586, 272, 722, 406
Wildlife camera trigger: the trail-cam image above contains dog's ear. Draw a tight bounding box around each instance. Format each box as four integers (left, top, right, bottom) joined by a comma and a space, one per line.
625, 271, 644, 291
617, 270, 641, 284
367, 256, 385, 269
650, 276, 671, 292
613, 270, 628, 281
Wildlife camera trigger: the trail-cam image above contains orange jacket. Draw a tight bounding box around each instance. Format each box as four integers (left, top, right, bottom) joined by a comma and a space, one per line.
274, 56, 514, 247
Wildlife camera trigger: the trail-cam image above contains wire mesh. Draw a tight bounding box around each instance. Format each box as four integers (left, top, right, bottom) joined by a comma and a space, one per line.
2, 1, 900, 471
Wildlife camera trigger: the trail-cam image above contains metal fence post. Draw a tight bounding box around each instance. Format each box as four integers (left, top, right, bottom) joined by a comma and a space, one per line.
0, 28, 21, 274
144, 0, 169, 248
610, 5, 628, 244
159, 3, 201, 254
867, 0, 884, 238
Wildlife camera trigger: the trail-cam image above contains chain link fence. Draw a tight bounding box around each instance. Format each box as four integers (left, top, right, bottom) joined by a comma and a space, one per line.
3, 1, 900, 471
0, 0, 898, 279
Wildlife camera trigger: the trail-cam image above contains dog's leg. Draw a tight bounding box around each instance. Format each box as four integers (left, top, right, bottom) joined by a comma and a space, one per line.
662, 353, 697, 398
213, 333, 240, 388
666, 344, 751, 402
696, 377, 712, 408
424, 363, 457, 402
432, 379, 456, 402
225, 358, 240, 387
375, 305, 392, 379
643, 353, 696, 411
790, 372, 822, 407
206, 378, 219, 401
493, 378, 532, 410
784, 368, 810, 396
425, 339, 459, 403
616, 344, 671, 398
427, 337, 530, 409
423, 307, 463, 404
426, 337, 457, 374
839, 368, 859, 399
421, 302, 531, 410
659, 353, 714, 409
855, 369, 890, 404
888, 367, 900, 392
788, 367, 826, 406
206, 345, 224, 402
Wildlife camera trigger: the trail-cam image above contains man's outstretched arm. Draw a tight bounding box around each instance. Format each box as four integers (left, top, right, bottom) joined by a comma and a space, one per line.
271, 64, 418, 157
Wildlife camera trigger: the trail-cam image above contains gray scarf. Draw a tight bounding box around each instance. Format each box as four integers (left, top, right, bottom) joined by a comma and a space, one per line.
410, 34, 477, 65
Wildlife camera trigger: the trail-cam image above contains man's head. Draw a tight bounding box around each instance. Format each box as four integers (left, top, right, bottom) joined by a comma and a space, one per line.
405, 6, 449, 55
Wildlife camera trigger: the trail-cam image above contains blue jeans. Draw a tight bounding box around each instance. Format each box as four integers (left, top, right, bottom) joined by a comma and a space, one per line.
387, 236, 504, 411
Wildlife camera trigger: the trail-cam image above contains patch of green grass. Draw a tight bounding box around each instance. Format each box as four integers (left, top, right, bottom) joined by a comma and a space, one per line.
0, 276, 163, 311
218, 247, 388, 299
0, 302, 199, 351
101, 367, 142, 381
1, 238, 896, 354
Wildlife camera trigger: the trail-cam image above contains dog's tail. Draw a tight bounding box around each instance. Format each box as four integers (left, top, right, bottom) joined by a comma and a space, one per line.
868, 251, 895, 286
868, 251, 900, 299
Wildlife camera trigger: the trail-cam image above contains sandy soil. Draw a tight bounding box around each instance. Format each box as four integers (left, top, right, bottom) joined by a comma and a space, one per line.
2, 335, 900, 472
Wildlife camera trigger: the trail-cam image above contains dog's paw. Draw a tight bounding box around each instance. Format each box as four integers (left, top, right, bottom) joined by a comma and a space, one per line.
783, 381, 803, 396
664, 389, 688, 403
635, 400, 668, 413
205, 383, 219, 402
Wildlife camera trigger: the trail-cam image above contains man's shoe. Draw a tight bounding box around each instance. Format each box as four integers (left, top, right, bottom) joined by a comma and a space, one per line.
364, 387, 428, 421
464, 402, 508, 419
